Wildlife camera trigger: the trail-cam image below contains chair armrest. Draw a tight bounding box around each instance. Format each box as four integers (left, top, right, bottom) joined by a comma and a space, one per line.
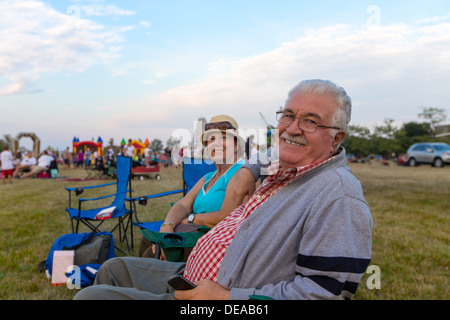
65, 182, 117, 192
126, 189, 184, 202
126, 189, 184, 224
79, 190, 131, 202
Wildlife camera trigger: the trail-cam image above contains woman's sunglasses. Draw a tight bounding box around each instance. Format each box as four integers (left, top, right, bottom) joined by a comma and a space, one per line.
204, 121, 236, 131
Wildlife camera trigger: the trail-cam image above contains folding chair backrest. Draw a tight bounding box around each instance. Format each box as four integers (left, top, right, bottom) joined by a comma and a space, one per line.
134, 158, 215, 261
111, 156, 132, 210
182, 158, 216, 194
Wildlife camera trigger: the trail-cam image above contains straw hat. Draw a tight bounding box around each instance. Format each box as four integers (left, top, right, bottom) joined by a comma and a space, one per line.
201, 115, 244, 152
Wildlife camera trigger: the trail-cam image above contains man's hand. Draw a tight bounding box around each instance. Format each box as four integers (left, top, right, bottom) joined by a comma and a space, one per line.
233, 168, 256, 207
175, 279, 231, 300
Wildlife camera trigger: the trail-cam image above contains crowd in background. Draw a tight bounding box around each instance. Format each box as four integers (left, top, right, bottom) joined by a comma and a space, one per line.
60, 142, 174, 170
1, 146, 58, 183
1, 135, 262, 183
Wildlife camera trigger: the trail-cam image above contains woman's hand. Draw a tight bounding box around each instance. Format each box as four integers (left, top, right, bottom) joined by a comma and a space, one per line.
154, 223, 175, 261
180, 217, 189, 224
160, 224, 175, 233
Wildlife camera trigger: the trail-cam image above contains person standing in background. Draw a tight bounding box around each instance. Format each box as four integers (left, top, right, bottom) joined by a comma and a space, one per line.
1, 145, 14, 184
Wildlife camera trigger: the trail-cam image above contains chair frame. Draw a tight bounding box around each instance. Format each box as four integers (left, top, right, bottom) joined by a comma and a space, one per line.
65, 156, 134, 253
128, 189, 184, 228
129, 158, 217, 259
130, 158, 216, 228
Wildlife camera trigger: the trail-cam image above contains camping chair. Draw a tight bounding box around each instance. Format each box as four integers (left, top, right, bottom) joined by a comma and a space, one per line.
180, 158, 217, 196
65, 155, 133, 254
129, 158, 216, 261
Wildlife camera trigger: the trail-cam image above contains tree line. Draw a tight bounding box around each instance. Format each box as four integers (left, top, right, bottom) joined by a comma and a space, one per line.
342, 107, 449, 158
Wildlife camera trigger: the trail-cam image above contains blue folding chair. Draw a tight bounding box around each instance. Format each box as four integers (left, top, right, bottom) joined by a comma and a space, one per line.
65, 155, 133, 253
131, 158, 216, 231
181, 158, 217, 196
130, 158, 216, 259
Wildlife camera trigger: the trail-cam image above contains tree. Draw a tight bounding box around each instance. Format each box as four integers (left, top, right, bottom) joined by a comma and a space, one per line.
150, 139, 163, 153
394, 121, 430, 151
371, 119, 403, 157
342, 125, 372, 157
0, 134, 13, 151
418, 107, 447, 137
402, 122, 429, 138
166, 137, 180, 148
373, 119, 396, 139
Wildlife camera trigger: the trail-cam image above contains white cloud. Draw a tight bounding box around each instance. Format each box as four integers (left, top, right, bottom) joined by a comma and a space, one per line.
140, 20, 151, 28
80, 4, 135, 17
110, 21, 450, 139
0, 0, 128, 96
0, 82, 28, 96
3, 3, 449, 149
417, 12, 450, 24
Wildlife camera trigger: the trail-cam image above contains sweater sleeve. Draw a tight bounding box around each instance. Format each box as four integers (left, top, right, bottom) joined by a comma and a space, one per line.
243, 147, 278, 180
230, 194, 372, 300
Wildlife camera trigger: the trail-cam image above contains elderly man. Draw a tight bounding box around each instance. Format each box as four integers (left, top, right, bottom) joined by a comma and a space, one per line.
75, 79, 372, 300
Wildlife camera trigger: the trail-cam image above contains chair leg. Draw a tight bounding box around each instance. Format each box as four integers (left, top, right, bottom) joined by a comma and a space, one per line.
120, 217, 128, 252
120, 215, 132, 253
130, 214, 134, 250
82, 219, 129, 255
107, 215, 132, 254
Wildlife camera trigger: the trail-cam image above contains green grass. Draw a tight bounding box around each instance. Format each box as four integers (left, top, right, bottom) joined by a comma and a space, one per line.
0, 162, 449, 300
0, 165, 184, 300
350, 162, 450, 300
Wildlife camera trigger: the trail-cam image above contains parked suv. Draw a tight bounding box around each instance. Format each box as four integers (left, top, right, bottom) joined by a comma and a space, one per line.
406, 142, 450, 167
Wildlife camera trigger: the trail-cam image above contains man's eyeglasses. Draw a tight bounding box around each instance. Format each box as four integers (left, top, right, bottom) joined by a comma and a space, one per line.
276, 111, 342, 133
205, 121, 236, 131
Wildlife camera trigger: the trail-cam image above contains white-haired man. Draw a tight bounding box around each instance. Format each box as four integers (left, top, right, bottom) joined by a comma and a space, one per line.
75, 79, 372, 300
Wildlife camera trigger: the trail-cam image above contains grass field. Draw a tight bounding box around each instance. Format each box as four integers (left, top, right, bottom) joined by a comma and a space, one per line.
0, 161, 449, 300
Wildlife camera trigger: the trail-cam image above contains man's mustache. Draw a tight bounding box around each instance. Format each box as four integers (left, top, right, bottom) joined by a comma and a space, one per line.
280, 131, 308, 146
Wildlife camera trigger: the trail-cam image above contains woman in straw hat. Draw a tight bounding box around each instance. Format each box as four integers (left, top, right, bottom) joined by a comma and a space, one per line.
140, 114, 245, 258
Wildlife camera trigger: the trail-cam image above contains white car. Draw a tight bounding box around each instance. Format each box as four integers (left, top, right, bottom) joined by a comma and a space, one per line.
406, 142, 450, 167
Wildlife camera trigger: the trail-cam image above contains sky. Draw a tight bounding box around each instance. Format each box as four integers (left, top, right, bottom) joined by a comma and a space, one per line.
1, 0, 449, 151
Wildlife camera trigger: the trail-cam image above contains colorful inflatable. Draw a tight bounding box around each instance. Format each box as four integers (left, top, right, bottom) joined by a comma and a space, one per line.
73, 137, 103, 156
